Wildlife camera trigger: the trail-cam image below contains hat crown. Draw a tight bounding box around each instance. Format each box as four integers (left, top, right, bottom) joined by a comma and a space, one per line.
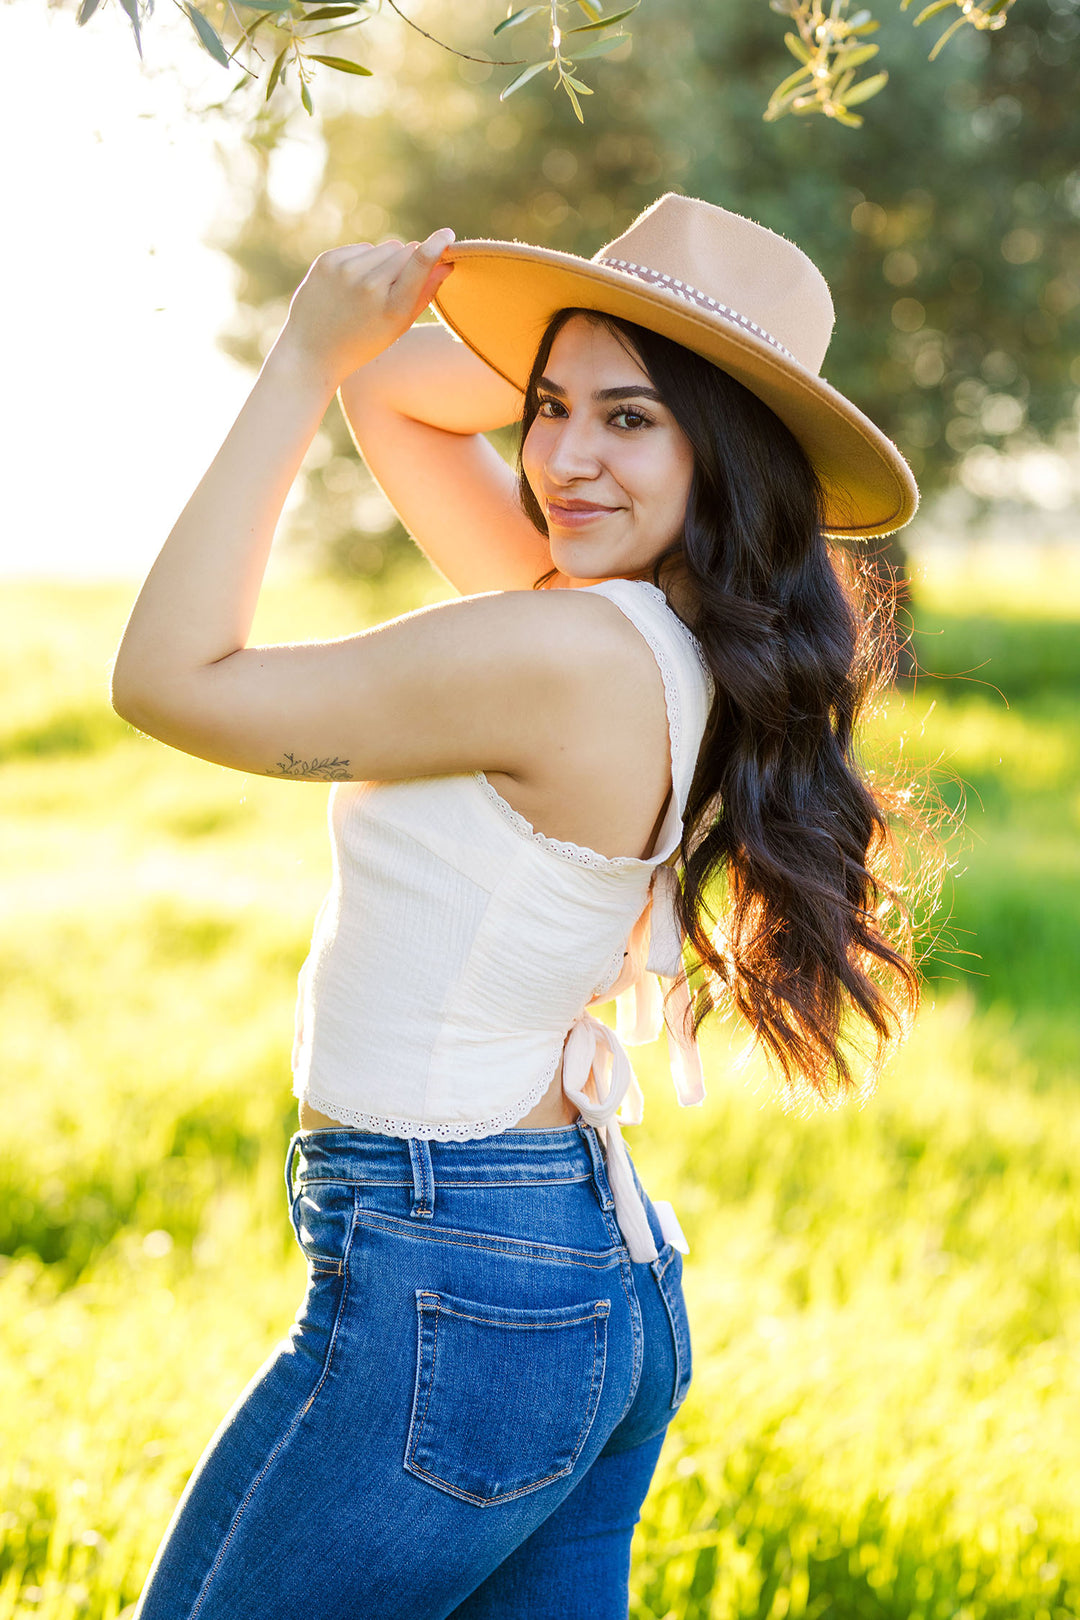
593, 193, 835, 376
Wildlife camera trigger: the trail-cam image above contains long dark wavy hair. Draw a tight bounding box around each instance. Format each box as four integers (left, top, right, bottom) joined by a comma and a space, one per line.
519, 306, 937, 1102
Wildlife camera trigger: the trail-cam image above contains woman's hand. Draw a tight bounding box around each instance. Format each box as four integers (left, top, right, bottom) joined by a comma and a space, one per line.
275, 228, 456, 387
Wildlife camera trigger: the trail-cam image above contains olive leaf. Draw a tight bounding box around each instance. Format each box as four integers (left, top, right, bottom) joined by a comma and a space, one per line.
765, 0, 1013, 128
570, 31, 629, 58
564, 1, 640, 34
307, 52, 373, 73
499, 58, 552, 100
184, 1, 231, 65
493, 5, 547, 36
115, 0, 143, 57
265, 43, 290, 99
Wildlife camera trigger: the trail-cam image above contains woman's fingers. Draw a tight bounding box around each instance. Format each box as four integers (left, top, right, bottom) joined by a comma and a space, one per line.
405, 256, 455, 324
346, 237, 411, 278
329, 230, 453, 294
387, 229, 456, 316
421, 227, 457, 259
281, 228, 456, 383
395, 230, 455, 284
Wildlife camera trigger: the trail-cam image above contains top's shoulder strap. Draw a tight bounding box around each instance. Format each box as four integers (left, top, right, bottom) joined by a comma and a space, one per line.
580, 578, 714, 861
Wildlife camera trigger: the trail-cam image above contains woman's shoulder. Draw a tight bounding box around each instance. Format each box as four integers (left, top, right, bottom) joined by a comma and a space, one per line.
412, 578, 703, 724
433, 579, 663, 666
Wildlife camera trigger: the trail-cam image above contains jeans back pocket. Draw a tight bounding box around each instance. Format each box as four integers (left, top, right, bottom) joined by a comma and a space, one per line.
404, 1289, 611, 1507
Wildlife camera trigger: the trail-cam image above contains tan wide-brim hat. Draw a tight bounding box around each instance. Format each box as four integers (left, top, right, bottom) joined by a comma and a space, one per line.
432, 192, 918, 540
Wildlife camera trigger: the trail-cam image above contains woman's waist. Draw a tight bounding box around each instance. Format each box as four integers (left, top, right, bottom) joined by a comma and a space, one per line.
298, 1050, 581, 1137
288, 1111, 605, 1188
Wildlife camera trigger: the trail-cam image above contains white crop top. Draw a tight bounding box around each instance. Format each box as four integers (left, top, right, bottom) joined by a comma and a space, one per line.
291, 577, 716, 1261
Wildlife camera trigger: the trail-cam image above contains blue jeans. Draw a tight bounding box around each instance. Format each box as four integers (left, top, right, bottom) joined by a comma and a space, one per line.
133, 1121, 693, 1619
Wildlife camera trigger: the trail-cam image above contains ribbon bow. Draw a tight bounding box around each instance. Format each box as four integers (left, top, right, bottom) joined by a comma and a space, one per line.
560, 864, 706, 1263
615, 863, 707, 1109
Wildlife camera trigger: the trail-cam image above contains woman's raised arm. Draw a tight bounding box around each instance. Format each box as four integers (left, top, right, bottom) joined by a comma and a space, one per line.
110, 236, 582, 785
336, 322, 557, 595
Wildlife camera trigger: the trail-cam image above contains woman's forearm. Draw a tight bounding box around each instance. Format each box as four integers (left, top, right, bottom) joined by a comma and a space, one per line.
111, 334, 335, 720
338, 321, 524, 434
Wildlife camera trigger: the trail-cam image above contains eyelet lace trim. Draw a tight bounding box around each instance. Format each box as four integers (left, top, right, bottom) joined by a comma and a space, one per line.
634, 580, 713, 680
473, 579, 698, 870
472, 772, 649, 869
300, 1052, 562, 1141
592, 942, 628, 1000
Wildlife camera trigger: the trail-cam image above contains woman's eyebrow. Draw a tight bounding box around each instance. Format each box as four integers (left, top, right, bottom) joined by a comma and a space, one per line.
538, 376, 665, 404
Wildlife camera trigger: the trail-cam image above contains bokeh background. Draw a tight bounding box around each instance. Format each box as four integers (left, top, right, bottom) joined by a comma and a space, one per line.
2, 0, 1079, 1614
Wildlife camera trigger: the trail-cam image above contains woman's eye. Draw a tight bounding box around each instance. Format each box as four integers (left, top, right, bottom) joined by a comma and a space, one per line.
612, 409, 651, 430
535, 399, 652, 429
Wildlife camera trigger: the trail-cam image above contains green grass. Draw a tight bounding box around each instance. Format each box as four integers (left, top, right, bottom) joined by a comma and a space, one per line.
1, 544, 1078, 1618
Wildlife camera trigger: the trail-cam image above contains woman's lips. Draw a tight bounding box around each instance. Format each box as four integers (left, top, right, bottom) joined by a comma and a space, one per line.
547, 501, 619, 528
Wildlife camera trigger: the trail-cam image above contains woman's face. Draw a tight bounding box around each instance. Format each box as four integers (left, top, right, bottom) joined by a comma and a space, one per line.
521, 315, 696, 587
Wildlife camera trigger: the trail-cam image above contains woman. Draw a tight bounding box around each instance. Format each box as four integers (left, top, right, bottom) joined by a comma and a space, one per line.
113, 192, 922, 1618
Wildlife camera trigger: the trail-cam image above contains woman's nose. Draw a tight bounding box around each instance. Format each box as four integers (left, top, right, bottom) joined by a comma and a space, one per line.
543, 420, 603, 484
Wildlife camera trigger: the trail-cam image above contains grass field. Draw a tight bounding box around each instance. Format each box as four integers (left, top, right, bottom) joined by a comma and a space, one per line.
1, 542, 1078, 1618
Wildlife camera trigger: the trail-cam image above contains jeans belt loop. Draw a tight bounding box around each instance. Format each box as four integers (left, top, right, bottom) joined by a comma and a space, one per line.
284, 1133, 305, 1245
284, 1132, 302, 1206
578, 1120, 616, 1213
408, 1137, 435, 1220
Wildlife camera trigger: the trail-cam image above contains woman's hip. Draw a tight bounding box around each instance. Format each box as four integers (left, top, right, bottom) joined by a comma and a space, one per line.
134, 1122, 691, 1618
284, 1121, 692, 1456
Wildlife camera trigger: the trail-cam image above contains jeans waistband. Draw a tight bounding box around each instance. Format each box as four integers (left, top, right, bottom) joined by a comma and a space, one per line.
285, 1122, 619, 1216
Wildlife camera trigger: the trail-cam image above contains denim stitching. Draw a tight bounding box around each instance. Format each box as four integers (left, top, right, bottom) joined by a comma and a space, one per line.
402, 1296, 429, 1488
409, 1139, 434, 1218
562, 1309, 609, 1481
413, 1295, 441, 1463
405, 1457, 574, 1507
651, 1244, 691, 1408
353, 1209, 623, 1269
404, 1299, 610, 1507
296, 1173, 590, 1190
283, 1135, 301, 1213
586, 1310, 609, 1453
290, 1186, 346, 1275
432, 1301, 610, 1329
606, 1257, 643, 1431
578, 1125, 617, 1215
186, 1190, 358, 1618
652, 1247, 673, 1281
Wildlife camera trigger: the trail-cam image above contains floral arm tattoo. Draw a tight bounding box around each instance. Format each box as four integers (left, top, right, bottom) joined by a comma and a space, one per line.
268, 752, 352, 781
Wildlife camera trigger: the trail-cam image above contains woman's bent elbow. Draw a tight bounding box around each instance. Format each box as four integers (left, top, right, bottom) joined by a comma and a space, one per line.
110, 673, 154, 733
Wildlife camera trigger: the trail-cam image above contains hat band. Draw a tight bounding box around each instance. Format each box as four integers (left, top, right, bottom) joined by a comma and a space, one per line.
595, 257, 796, 363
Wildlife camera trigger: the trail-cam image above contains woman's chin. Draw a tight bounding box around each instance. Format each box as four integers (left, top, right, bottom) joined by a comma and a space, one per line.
547, 541, 634, 582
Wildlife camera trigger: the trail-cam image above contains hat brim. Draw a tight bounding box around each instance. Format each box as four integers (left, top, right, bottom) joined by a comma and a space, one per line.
432, 241, 919, 541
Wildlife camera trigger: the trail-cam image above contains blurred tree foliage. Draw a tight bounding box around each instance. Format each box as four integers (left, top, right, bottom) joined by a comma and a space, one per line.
209, 0, 1080, 585
763, 0, 1018, 129
89, 0, 1017, 130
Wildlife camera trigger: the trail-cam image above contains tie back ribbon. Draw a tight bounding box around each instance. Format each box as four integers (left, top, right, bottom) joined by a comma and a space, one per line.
560, 863, 706, 1263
